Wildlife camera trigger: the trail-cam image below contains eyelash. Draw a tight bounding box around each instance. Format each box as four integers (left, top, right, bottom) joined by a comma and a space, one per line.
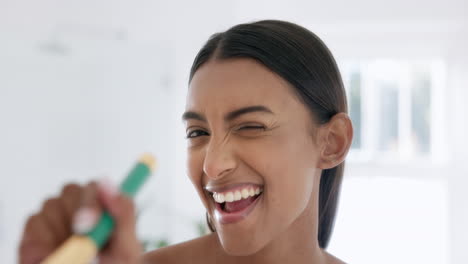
186, 125, 266, 138
186, 129, 209, 139
238, 125, 265, 131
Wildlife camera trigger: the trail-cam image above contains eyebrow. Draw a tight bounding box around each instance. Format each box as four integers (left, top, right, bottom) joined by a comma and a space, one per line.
182, 105, 274, 122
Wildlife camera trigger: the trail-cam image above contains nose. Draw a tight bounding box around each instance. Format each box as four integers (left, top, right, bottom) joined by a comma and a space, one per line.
203, 139, 237, 180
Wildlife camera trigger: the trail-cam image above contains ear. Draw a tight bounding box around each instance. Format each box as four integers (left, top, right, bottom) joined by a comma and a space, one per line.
317, 112, 353, 170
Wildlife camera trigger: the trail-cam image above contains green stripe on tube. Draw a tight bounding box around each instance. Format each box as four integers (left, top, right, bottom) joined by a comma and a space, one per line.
86, 157, 154, 248
120, 163, 151, 197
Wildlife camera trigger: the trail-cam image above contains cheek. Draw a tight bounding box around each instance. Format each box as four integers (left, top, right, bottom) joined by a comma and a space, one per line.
240, 133, 318, 182
266, 161, 315, 210
264, 161, 317, 232
240, 135, 318, 215
187, 144, 207, 179
187, 150, 201, 184
186, 149, 208, 204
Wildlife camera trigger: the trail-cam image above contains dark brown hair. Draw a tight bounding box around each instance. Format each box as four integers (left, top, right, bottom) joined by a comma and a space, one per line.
189, 20, 348, 249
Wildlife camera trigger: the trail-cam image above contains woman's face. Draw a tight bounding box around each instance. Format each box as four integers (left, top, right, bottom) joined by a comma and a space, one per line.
184, 58, 323, 255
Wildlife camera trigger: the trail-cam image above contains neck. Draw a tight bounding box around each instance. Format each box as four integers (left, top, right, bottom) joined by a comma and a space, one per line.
218, 176, 327, 264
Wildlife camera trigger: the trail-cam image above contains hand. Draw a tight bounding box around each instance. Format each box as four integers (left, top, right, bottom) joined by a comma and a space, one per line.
18, 180, 142, 264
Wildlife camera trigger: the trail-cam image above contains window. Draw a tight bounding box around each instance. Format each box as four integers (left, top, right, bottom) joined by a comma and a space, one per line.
339, 59, 446, 163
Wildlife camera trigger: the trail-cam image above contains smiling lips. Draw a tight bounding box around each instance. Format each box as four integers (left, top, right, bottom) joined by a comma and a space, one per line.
213, 186, 262, 203
209, 184, 263, 224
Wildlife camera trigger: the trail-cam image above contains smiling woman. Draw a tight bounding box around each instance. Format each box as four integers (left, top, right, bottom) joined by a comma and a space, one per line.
18, 19, 353, 264
145, 20, 353, 263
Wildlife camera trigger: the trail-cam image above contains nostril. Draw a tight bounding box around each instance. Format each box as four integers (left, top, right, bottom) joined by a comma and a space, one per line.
204, 167, 233, 180
202, 147, 237, 179
217, 168, 234, 178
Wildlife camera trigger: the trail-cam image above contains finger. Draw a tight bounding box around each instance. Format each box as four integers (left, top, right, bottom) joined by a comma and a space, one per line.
108, 194, 137, 234
80, 181, 102, 211
59, 183, 83, 227
72, 182, 101, 234
20, 213, 55, 245
97, 179, 136, 227
19, 214, 56, 264
96, 179, 140, 248
41, 198, 69, 244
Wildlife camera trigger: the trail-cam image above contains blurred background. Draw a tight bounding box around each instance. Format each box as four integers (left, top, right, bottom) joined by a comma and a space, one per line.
1, 0, 467, 263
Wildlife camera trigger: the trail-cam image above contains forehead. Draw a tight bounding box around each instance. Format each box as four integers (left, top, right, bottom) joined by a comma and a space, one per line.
186, 58, 297, 111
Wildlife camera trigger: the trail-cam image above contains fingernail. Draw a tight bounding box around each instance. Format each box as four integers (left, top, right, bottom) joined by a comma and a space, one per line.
98, 177, 119, 197
73, 208, 98, 234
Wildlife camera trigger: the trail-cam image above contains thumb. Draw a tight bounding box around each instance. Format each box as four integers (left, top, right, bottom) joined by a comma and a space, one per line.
93, 180, 142, 264
96, 178, 142, 264
69, 179, 141, 264
96, 178, 138, 238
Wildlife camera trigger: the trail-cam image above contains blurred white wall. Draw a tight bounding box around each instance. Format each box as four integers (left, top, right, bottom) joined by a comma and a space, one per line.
1, 0, 467, 263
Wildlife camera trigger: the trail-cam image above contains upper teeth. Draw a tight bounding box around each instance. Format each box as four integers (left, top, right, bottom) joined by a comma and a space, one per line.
213, 187, 262, 203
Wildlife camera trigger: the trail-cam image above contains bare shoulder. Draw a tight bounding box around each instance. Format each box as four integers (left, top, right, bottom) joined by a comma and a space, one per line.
141, 233, 218, 264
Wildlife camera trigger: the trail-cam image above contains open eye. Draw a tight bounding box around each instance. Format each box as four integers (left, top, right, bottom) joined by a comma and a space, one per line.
186, 129, 209, 138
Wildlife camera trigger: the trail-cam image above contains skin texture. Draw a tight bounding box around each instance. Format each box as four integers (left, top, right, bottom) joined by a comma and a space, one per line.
144, 58, 352, 264
19, 58, 352, 264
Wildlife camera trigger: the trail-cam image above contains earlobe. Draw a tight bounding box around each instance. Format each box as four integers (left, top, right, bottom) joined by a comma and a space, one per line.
318, 113, 353, 170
